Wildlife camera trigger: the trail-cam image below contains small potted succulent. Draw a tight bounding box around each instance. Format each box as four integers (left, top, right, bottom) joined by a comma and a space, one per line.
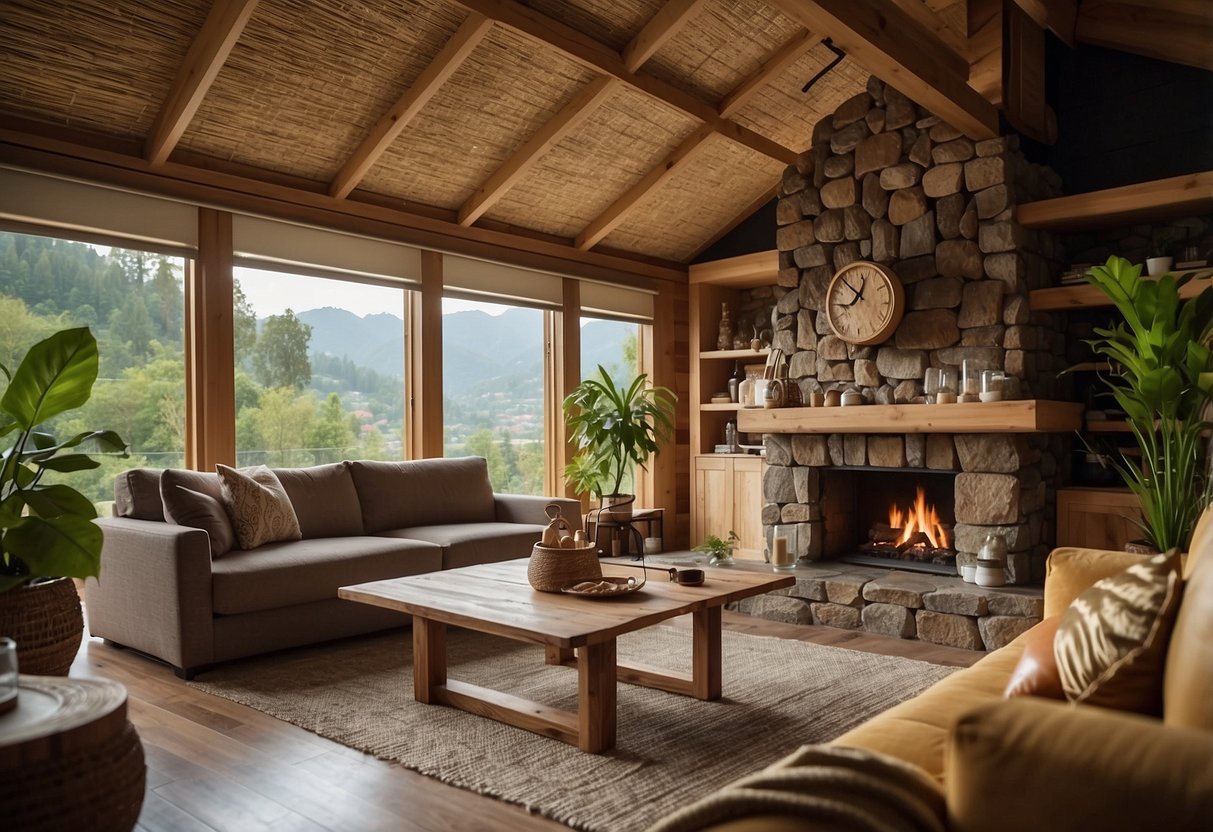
0, 327, 126, 674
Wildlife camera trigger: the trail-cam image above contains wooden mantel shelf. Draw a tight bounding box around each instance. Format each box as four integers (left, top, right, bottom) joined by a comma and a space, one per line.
738, 400, 1084, 434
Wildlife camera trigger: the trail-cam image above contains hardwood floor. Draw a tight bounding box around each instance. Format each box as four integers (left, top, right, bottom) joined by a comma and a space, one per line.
72, 611, 982, 832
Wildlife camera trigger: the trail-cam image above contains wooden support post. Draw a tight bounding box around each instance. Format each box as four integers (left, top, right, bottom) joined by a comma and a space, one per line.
577, 639, 617, 753
412, 618, 447, 704
692, 605, 722, 701
407, 251, 445, 459
185, 208, 236, 471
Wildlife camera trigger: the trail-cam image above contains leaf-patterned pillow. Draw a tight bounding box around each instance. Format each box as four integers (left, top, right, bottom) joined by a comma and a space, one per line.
216, 464, 302, 550
1054, 550, 1183, 714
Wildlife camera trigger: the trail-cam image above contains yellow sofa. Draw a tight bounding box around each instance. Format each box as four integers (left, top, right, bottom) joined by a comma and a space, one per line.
653, 505, 1213, 832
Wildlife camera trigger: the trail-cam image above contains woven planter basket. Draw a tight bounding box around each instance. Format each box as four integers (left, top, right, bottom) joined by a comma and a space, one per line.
0, 577, 84, 675
528, 545, 602, 593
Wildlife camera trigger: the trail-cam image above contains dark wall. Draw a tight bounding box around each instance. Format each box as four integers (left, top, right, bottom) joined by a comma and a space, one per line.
698, 42, 1213, 263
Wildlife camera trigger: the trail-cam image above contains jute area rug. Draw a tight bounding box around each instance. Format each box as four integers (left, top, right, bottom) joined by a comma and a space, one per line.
189, 626, 955, 831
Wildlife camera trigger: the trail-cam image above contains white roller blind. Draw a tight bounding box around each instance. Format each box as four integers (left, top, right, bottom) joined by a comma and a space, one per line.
442, 255, 563, 308
580, 279, 654, 321
232, 214, 422, 285
0, 167, 198, 251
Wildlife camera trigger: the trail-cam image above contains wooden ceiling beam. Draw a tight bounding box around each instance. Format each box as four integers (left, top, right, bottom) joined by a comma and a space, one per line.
328, 12, 492, 200
771, 0, 999, 139
1011, 0, 1077, 45
448, 0, 799, 165
1076, 1, 1213, 72
145, 0, 260, 167
622, 0, 711, 73
458, 77, 618, 227
718, 29, 823, 119
575, 124, 715, 251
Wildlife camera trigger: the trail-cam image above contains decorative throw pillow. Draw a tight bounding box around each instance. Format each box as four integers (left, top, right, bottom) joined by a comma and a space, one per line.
1004, 616, 1065, 700
160, 470, 235, 558
1054, 550, 1183, 714
216, 464, 302, 550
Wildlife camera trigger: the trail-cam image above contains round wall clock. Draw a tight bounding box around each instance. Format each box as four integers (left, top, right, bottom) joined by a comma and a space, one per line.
824, 261, 905, 346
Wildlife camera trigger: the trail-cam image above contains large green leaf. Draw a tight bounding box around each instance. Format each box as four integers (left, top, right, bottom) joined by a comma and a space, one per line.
21, 484, 98, 520
1, 327, 99, 428
3, 514, 102, 580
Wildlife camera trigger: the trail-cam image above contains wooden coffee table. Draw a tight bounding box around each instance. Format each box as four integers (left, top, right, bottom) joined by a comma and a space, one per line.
339, 559, 794, 753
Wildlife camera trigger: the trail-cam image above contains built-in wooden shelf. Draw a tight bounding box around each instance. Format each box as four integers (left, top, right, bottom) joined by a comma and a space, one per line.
1030, 270, 1210, 310
1017, 171, 1213, 232
701, 402, 744, 411
700, 348, 769, 360
738, 399, 1084, 434
688, 249, 778, 287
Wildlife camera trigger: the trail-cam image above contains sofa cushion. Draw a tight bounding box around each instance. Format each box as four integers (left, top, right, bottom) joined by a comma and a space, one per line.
211, 536, 443, 614
830, 630, 1028, 780
1164, 506, 1213, 730
160, 469, 235, 558
274, 462, 364, 539
217, 464, 303, 550
375, 522, 544, 570
349, 457, 496, 533
1003, 616, 1063, 700
1055, 550, 1182, 715
113, 468, 166, 520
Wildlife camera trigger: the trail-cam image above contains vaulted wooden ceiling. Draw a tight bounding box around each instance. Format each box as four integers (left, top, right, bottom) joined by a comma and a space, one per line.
0, 1, 1207, 276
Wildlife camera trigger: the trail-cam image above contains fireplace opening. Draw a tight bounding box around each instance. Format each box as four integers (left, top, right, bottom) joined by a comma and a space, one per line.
832, 469, 958, 576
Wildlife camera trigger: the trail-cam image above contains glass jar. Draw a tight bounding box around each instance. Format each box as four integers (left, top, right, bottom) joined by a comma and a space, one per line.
767, 524, 798, 571
975, 558, 1006, 587
980, 370, 1005, 402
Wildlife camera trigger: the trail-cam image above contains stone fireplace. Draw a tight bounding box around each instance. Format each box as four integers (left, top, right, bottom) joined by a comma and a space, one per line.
755, 77, 1072, 586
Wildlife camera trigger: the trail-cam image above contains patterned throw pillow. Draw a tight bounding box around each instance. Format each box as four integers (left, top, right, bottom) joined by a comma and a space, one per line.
1054, 550, 1183, 714
216, 464, 302, 550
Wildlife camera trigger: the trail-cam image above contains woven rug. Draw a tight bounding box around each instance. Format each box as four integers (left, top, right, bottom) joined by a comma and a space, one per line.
189, 626, 955, 831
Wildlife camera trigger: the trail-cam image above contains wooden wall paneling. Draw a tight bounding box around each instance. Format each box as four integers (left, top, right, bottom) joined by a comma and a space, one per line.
1056, 487, 1142, 549
408, 251, 445, 458
186, 208, 236, 471
1004, 0, 1058, 144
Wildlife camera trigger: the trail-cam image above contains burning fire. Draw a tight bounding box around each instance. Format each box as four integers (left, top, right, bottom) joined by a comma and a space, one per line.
888, 487, 950, 550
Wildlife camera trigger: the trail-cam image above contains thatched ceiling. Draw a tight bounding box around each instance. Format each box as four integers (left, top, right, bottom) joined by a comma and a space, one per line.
0, 0, 977, 266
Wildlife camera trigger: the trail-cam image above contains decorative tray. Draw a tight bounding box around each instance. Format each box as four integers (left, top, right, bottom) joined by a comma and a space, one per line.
561, 576, 644, 599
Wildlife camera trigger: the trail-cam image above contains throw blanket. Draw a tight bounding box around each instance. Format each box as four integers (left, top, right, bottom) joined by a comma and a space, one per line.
647, 745, 946, 832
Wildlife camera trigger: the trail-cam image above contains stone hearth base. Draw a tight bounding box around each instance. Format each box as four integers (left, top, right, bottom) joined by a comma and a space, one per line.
644, 554, 1043, 652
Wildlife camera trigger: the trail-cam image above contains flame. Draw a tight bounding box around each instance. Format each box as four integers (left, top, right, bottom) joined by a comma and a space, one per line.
888, 487, 950, 549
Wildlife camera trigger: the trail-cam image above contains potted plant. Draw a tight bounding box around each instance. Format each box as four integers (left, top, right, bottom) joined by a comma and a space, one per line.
692, 531, 739, 566
563, 366, 675, 523
1, 327, 126, 674
1083, 256, 1213, 552
1146, 228, 1179, 276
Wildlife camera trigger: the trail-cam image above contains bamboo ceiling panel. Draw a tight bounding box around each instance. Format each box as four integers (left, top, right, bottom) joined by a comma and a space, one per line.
481, 85, 700, 239
601, 132, 784, 261
518, 0, 663, 51
644, 0, 799, 104
0, 0, 204, 139
733, 51, 870, 153
177, 0, 464, 182
361, 25, 596, 210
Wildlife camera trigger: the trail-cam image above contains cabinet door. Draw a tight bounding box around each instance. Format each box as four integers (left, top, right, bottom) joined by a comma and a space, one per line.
731, 457, 765, 560
693, 456, 734, 548
1056, 488, 1142, 550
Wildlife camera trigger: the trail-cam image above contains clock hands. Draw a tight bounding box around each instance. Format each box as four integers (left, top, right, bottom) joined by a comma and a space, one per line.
840, 275, 866, 306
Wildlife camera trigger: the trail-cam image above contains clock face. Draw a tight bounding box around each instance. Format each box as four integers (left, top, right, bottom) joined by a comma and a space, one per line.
825, 262, 905, 346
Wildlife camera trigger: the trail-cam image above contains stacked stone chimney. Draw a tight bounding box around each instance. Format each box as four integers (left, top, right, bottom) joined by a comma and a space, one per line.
764, 77, 1072, 584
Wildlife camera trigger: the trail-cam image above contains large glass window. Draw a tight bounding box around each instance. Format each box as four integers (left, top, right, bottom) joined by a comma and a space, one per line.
0, 231, 186, 506
233, 267, 406, 467
442, 298, 545, 494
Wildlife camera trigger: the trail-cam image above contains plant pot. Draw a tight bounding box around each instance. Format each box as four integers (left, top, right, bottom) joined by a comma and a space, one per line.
1146, 257, 1173, 276
599, 494, 635, 524
0, 577, 84, 675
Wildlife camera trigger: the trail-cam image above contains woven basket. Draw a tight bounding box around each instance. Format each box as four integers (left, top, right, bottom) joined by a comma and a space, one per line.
528, 544, 602, 593
0, 577, 84, 675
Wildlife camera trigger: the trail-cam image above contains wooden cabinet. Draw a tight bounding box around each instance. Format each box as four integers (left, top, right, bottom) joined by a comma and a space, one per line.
1056, 488, 1143, 551
693, 455, 765, 561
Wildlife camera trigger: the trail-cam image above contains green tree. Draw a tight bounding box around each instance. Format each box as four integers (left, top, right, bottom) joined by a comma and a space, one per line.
308, 393, 356, 463
253, 309, 312, 390
149, 257, 182, 341
358, 424, 387, 460
245, 387, 317, 467
232, 280, 258, 367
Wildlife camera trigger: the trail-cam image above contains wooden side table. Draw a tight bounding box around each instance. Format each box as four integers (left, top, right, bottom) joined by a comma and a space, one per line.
0, 675, 145, 831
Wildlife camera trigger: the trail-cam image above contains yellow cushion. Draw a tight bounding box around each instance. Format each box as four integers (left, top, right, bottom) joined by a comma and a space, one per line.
830, 632, 1027, 779
1164, 516, 1213, 729
946, 697, 1213, 832
1042, 547, 1153, 618
1054, 550, 1182, 715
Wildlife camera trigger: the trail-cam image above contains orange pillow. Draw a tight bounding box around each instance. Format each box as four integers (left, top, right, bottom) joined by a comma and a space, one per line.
1004, 616, 1064, 699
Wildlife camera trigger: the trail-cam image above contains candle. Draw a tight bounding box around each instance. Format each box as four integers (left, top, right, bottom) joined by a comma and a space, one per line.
772, 536, 791, 565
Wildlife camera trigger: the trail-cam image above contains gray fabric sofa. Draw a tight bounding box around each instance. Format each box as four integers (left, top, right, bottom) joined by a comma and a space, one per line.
85, 457, 581, 678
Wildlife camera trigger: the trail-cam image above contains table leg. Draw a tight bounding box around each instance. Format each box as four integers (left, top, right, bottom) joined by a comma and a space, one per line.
545, 645, 575, 666
692, 605, 722, 701
578, 639, 617, 753
413, 617, 447, 704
